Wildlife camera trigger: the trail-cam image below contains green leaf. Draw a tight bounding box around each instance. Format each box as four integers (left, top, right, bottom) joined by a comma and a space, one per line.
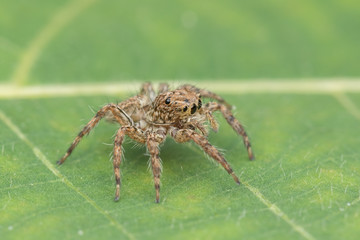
1, 0, 360, 239
1, 93, 360, 239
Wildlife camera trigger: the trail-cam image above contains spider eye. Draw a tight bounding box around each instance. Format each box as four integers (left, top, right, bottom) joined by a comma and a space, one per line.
165, 97, 171, 104
183, 106, 188, 112
198, 99, 202, 109
191, 105, 197, 114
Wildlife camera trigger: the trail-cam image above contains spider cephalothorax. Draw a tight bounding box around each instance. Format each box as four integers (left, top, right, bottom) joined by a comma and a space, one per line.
58, 83, 254, 203
151, 89, 202, 123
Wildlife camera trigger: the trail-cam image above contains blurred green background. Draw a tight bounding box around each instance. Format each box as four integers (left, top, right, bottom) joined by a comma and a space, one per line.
1, 0, 360, 85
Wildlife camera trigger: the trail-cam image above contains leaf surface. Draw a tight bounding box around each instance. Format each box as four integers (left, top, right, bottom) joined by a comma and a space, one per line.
1, 0, 360, 239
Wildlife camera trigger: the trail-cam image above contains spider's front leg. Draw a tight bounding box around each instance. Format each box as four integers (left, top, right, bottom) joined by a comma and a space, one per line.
113, 126, 146, 201
146, 131, 166, 203
57, 104, 131, 165
206, 102, 254, 160
170, 128, 241, 184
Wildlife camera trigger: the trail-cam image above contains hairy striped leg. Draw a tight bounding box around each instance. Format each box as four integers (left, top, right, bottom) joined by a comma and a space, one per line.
170, 129, 241, 184
203, 109, 219, 132
146, 133, 166, 203
113, 126, 146, 201
206, 102, 254, 160
57, 104, 131, 165
178, 84, 232, 109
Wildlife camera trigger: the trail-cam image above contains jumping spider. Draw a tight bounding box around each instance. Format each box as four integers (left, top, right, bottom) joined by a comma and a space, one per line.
57, 83, 254, 203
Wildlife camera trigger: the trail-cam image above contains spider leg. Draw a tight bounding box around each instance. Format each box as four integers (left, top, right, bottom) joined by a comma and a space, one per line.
140, 82, 156, 102
206, 102, 254, 160
170, 129, 240, 184
178, 84, 232, 109
203, 109, 219, 132
113, 126, 146, 201
57, 104, 132, 165
146, 132, 166, 203
158, 83, 169, 93
192, 121, 209, 136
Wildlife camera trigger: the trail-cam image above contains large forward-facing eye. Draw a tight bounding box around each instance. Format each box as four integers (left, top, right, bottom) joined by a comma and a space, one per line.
191, 105, 197, 114
165, 97, 171, 104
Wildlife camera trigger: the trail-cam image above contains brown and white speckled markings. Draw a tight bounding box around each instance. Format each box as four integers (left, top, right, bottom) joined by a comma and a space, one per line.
58, 83, 254, 203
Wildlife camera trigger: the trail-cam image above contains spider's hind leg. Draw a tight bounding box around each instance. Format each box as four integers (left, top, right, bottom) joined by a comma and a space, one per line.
158, 83, 169, 93
140, 82, 156, 102
178, 84, 232, 109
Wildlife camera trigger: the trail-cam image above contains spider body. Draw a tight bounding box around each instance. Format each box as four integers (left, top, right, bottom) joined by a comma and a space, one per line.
58, 83, 254, 203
